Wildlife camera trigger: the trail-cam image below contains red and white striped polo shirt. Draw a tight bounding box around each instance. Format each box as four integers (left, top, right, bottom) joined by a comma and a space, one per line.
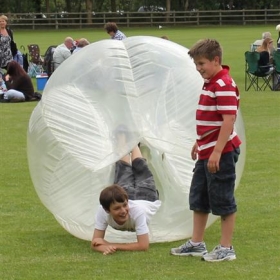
196, 65, 241, 160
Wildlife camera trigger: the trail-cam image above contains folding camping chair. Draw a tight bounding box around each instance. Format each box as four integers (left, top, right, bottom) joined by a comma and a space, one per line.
27, 44, 44, 77
245, 51, 274, 91
273, 51, 280, 91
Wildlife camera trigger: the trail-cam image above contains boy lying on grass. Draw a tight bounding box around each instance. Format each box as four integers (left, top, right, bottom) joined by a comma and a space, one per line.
92, 143, 161, 255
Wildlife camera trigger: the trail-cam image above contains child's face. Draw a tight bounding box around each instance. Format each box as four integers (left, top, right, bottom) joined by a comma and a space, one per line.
193, 56, 221, 80
108, 200, 129, 225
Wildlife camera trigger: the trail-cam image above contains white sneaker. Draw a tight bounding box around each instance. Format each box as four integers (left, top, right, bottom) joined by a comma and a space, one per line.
202, 245, 236, 262
170, 240, 207, 257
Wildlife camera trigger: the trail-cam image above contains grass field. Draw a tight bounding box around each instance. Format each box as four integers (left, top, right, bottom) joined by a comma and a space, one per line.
1, 26, 280, 280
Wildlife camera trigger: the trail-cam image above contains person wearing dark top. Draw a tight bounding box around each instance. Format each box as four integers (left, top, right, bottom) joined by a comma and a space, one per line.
256, 38, 274, 73
2, 61, 35, 102
0, 14, 13, 69
258, 51, 272, 73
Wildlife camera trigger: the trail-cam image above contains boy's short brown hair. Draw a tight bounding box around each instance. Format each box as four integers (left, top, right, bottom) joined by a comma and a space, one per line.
188, 39, 223, 64
104, 22, 118, 34
99, 184, 128, 211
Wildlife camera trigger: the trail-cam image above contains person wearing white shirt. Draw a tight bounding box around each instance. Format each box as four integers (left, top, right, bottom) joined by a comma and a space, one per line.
91, 135, 160, 255
53, 36, 74, 70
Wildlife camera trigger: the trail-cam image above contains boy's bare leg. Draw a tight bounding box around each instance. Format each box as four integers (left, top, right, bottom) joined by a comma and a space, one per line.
116, 130, 130, 160
131, 145, 142, 161
220, 213, 235, 247
191, 211, 208, 242
120, 153, 130, 164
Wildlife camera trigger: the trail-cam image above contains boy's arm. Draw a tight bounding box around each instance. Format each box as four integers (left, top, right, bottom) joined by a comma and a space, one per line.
91, 229, 149, 255
207, 114, 236, 173
108, 233, 149, 252
191, 142, 198, 160
91, 229, 117, 255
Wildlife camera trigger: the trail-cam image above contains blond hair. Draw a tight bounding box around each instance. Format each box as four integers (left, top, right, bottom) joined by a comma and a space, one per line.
0, 15, 8, 21
77, 38, 89, 47
262, 32, 272, 39
256, 37, 273, 53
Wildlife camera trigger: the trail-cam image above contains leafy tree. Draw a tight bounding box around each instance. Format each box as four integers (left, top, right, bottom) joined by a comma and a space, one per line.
85, 0, 93, 23
0, 0, 9, 13
0, 0, 279, 14
111, 0, 117, 12
34, 0, 42, 12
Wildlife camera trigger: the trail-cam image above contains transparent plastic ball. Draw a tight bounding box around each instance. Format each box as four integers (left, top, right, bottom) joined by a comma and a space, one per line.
27, 36, 246, 243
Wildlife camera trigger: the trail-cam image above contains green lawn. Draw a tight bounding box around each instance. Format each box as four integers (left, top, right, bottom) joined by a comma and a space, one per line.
1, 26, 280, 280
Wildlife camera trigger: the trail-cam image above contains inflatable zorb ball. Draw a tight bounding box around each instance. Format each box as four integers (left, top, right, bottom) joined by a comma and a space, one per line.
27, 36, 246, 243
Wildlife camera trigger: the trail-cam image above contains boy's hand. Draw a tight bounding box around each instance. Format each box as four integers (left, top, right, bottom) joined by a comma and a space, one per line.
92, 238, 117, 255
207, 114, 236, 173
92, 238, 108, 246
191, 143, 198, 160
207, 150, 221, 173
102, 245, 117, 255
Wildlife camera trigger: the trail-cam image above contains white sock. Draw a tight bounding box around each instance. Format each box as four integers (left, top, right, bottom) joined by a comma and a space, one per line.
220, 245, 232, 249
190, 240, 202, 246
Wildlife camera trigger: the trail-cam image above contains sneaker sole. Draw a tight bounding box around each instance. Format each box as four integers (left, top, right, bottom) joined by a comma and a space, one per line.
202, 255, 236, 262
170, 251, 207, 257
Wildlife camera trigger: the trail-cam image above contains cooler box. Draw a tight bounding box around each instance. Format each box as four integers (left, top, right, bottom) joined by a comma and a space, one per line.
36, 75, 48, 91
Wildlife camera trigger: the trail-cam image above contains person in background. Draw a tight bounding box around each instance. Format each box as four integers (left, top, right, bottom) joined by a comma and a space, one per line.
160, 35, 169, 40
0, 72, 7, 99
256, 38, 276, 85
0, 15, 14, 70
170, 39, 241, 262
73, 38, 90, 53
53, 37, 74, 70
1, 61, 35, 102
256, 37, 274, 64
13, 50, 24, 68
104, 22, 126, 40
251, 31, 274, 52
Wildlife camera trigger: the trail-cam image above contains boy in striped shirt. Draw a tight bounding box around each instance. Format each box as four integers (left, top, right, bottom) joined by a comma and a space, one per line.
171, 39, 241, 262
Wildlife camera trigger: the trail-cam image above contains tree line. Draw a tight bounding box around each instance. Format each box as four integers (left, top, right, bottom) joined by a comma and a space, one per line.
1, 0, 279, 14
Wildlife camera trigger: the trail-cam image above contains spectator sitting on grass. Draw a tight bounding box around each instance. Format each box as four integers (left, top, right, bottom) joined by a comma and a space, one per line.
53, 37, 74, 70
1, 61, 36, 102
104, 22, 126, 40
73, 38, 90, 53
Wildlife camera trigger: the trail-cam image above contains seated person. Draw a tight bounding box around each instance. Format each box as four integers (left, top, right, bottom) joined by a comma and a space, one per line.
0, 73, 7, 98
251, 31, 273, 51
160, 35, 169, 40
91, 138, 160, 255
53, 37, 74, 70
256, 38, 274, 73
13, 50, 24, 68
72, 38, 90, 53
104, 22, 126, 40
1, 61, 36, 102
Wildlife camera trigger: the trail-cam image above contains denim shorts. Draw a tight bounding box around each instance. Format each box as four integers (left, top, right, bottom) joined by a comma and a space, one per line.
114, 158, 159, 202
189, 147, 240, 216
